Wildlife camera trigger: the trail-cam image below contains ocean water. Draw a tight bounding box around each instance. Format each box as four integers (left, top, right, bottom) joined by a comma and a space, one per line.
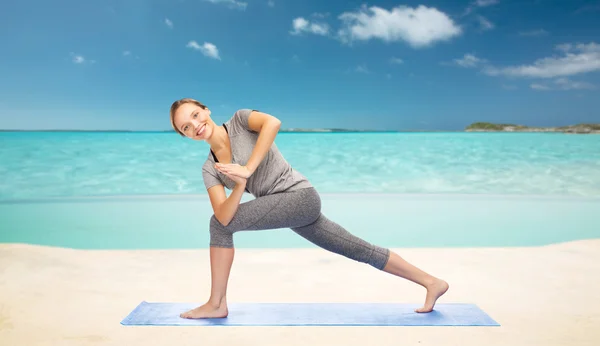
1, 131, 600, 199
1, 131, 599, 249
1, 193, 598, 249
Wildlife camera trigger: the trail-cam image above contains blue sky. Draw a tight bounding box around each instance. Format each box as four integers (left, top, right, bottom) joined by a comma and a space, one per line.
1, 0, 599, 131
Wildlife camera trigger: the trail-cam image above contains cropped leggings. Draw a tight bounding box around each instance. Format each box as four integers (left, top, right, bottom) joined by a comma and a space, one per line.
209, 187, 390, 270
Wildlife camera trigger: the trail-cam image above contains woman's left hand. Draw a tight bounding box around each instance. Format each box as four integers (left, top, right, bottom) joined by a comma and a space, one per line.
215, 163, 253, 178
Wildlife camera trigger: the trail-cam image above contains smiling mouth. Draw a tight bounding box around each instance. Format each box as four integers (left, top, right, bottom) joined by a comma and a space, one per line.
197, 124, 206, 136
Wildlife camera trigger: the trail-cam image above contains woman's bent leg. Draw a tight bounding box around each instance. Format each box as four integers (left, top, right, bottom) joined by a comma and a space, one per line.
210, 187, 322, 248
180, 246, 233, 319
181, 188, 321, 319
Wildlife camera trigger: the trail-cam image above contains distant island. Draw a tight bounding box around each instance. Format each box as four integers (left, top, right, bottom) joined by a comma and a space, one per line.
465, 122, 600, 134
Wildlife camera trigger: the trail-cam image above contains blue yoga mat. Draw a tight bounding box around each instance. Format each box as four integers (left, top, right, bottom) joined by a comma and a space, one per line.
121, 301, 500, 326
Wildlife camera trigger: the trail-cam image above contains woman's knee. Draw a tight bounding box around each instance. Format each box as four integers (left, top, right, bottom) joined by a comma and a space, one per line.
210, 214, 224, 227
302, 188, 322, 224
209, 214, 234, 248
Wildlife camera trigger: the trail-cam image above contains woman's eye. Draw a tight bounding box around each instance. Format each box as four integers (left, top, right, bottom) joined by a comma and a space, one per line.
193, 114, 197, 118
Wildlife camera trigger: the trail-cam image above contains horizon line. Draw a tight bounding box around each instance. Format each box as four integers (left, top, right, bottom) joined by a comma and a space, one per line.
0, 129, 455, 133
1, 122, 597, 133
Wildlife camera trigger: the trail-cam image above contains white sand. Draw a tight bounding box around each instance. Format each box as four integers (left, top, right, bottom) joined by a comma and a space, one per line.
1, 240, 599, 346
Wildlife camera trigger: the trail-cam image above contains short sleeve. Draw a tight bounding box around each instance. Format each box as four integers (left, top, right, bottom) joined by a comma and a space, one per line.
202, 161, 222, 190
233, 109, 258, 132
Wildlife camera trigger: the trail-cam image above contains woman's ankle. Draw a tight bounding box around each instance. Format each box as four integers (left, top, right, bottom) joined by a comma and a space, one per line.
208, 295, 227, 308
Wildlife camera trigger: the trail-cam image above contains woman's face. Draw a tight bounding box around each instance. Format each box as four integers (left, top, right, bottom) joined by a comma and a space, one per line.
173, 103, 213, 140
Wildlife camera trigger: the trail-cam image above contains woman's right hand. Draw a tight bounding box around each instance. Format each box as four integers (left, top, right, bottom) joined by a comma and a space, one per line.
222, 171, 247, 186
216, 164, 248, 186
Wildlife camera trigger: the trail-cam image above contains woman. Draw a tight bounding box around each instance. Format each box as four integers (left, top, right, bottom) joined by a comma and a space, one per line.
169, 98, 449, 319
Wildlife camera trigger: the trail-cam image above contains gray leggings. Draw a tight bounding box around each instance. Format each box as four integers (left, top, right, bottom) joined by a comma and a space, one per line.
209, 187, 390, 270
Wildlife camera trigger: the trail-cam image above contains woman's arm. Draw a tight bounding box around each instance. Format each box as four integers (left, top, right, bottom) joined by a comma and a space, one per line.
244, 111, 282, 174
214, 182, 247, 227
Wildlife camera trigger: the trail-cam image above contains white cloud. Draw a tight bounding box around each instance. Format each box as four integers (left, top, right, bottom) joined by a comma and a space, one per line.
123, 50, 140, 60
390, 57, 404, 64
530, 83, 550, 90
477, 15, 494, 31
555, 43, 572, 53
464, 0, 499, 16
445, 43, 600, 93
530, 78, 596, 91
354, 64, 369, 73
290, 17, 329, 36
574, 4, 600, 14
267, 0, 274, 7
518, 29, 548, 37
73, 55, 85, 64
452, 53, 487, 68
342, 64, 370, 75
475, 0, 499, 6
186, 41, 201, 50
556, 42, 600, 53
554, 78, 596, 90
483, 42, 600, 78
165, 18, 173, 28
186, 41, 221, 60
204, 0, 247, 10
337, 5, 462, 48
70, 53, 95, 64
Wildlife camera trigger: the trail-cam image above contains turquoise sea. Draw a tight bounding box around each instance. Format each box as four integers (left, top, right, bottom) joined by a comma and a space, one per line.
2, 131, 600, 198
1, 131, 599, 249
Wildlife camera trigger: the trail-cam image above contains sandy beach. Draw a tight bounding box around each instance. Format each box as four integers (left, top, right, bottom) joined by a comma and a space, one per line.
1, 240, 599, 346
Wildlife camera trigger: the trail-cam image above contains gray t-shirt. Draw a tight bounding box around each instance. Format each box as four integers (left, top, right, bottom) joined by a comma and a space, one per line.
202, 109, 313, 197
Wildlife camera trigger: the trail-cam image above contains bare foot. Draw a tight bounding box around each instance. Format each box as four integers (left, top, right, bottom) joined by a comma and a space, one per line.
180, 302, 228, 319
415, 278, 449, 313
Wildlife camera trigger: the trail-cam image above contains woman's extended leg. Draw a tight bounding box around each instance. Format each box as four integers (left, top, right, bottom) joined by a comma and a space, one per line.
290, 212, 448, 313
382, 252, 449, 312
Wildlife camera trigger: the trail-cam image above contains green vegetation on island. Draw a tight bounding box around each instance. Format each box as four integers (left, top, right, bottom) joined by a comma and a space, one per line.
466, 122, 600, 134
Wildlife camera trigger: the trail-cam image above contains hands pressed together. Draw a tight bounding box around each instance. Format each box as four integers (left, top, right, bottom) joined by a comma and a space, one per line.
215, 163, 252, 185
